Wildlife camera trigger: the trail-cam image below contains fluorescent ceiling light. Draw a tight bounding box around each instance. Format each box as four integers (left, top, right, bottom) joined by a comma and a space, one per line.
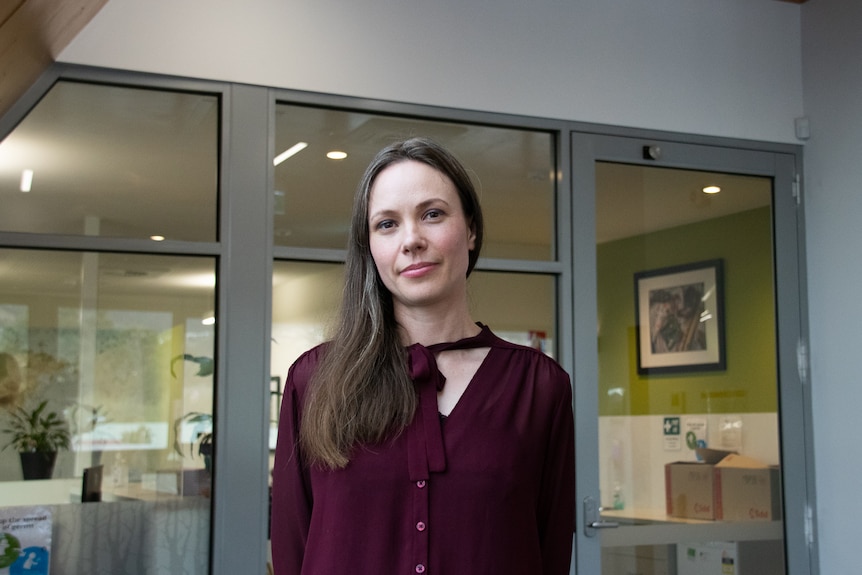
20, 169, 33, 192
150, 235, 165, 242
326, 151, 348, 160
274, 142, 308, 166
702, 185, 721, 194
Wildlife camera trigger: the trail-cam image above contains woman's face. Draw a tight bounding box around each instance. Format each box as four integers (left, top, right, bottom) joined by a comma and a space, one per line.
367, 160, 476, 313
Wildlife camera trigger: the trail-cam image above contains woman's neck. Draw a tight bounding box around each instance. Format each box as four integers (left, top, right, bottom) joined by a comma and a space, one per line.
395, 302, 480, 346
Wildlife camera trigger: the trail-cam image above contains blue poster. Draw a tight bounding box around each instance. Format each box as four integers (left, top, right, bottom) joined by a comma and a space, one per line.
0, 507, 51, 575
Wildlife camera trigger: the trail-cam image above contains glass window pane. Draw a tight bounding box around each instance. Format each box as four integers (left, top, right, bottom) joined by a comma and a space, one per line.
274, 105, 556, 260
270, 260, 343, 385
0, 81, 219, 241
594, 162, 784, 574
468, 271, 557, 357
269, 260, 342, 462
269, 265, 557, 394
0, 248, 215, 573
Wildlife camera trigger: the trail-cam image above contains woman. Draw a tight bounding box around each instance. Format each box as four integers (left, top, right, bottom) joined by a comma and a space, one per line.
271, 137, 574, 574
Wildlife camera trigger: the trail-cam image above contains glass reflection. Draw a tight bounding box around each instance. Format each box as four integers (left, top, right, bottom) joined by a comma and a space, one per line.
0, 248, 214, 573
0, 81, 219, 241
273, 105, 556, 260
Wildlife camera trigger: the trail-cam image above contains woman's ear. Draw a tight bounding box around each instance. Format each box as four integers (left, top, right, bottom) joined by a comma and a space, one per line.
467, 221, 477, 251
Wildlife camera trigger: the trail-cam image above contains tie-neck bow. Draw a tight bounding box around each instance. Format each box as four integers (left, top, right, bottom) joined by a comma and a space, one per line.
404, 324, 494, 481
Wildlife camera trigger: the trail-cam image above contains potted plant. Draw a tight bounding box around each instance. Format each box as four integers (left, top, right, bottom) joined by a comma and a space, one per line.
2, 399, 71, 480
173, 411, 213, 471
171, 353, 215, 472
67, 402, 110, 465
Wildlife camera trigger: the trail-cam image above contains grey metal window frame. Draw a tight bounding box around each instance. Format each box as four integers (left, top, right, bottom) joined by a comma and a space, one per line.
0, 63, 815, 575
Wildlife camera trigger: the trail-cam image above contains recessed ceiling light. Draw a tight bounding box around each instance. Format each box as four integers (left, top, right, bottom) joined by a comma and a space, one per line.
150, 235, 166, 241
326, 151, 348, 160
20, 169, 33, 192
702, 185, 721, 194
274, 142, 308, 166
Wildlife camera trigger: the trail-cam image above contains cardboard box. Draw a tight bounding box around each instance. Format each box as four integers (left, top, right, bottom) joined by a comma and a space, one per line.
665, 452, 781, 521
713, 454, 781, 521
665, 461, 717, 519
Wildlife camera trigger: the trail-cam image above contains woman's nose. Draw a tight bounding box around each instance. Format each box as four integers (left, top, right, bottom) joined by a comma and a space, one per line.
401, 222, 426, 253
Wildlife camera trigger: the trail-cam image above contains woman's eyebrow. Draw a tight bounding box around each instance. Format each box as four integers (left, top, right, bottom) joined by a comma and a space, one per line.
369, 198, 452, 221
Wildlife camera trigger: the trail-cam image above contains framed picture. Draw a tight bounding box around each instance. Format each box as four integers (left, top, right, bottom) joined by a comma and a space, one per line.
634, 259, 725, 375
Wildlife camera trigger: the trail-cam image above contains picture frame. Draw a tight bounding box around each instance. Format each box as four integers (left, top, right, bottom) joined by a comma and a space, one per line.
634, 259, 725, 375
269, 376, 282, 451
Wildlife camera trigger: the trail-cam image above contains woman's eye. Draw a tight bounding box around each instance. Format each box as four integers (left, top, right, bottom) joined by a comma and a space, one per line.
425, 209, 443, 220
376, 220, 395, 230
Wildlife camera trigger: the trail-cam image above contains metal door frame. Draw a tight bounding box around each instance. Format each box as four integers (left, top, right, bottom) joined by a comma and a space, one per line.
569, 131, 816, 575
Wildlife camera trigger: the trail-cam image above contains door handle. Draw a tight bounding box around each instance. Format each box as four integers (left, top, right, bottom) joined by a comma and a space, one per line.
583, 496, 619, 538
589, 519, 621, 529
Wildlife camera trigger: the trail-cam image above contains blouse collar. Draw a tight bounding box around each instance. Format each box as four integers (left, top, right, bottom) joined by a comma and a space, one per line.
404, 323, 494, 481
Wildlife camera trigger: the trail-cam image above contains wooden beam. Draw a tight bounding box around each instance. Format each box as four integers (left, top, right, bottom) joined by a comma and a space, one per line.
0, 0, 109, 120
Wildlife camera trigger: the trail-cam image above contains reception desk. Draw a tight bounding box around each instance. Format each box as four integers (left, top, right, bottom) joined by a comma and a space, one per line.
0, 478, 83, 506
599, 507, 783, 547
599, 508, 785, 575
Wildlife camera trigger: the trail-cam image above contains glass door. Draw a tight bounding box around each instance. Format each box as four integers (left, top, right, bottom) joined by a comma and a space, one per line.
570, 133, 812, 575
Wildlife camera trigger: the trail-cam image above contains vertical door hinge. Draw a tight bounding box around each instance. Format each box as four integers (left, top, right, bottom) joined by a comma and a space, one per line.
797, 338, 808, 385
804, 503, 815, 547
792, 173, 802, 206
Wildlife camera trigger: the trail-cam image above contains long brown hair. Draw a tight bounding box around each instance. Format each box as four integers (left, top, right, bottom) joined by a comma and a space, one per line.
299, 137, 484, 468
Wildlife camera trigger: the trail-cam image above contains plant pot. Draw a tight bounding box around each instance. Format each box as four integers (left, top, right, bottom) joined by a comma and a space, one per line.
199, 442, 213, 473
19, 451, 57, 480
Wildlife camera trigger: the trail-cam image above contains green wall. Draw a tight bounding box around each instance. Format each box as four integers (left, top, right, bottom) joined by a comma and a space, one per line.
597, 207, 777, 416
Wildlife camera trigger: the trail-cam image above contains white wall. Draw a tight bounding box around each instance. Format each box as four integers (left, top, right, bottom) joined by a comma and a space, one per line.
801, 1, 862, 574
59, 0, 803, 143
599, 413, 780, 514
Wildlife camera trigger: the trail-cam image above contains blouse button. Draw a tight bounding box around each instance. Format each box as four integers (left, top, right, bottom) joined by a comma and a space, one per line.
416, 521, 426, 531
416, 480, 426, 488
415, 564, 426, 574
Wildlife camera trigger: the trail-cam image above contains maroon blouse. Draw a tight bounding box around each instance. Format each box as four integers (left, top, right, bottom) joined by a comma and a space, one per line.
271, 325, 575, 575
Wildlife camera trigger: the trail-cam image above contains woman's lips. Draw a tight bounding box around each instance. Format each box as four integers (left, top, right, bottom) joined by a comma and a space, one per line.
400, 262, 437, 278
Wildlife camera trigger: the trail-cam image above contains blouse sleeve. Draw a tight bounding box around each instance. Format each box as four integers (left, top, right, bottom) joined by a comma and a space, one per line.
537, 367, 576, 574
270, 349, 318, 575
